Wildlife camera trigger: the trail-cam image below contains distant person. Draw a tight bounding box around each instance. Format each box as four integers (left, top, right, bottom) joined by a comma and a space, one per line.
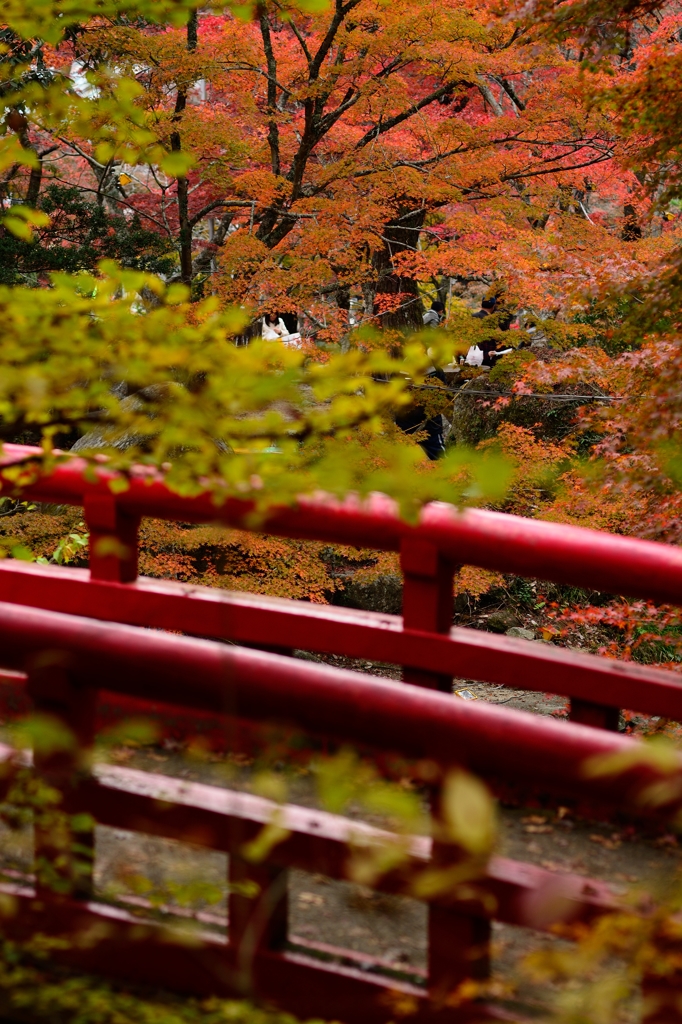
262, 313, 288, 340
262, 313, 302, 348
422, 300, 445, 327
395, 388, 446, 460
469, 296, 515, 367
472, 296, 496, 320
478, 337, 503, 368
392, 299, 447, 457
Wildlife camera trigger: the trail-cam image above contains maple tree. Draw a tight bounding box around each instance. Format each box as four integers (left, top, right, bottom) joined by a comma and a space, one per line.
466, 0, 682, 669
1, 0, 680, 611
2, 0, 654, 331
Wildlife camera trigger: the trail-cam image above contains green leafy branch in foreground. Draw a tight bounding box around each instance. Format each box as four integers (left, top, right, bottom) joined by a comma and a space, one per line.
0, 942, 326, 1024
0, 262, 512, 517
0, 0, 330, 44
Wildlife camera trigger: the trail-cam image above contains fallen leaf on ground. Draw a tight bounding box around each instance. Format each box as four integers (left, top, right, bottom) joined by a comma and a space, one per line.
654, 834, 678, 848
589, 834, 621, 850
110, 748, 135, 763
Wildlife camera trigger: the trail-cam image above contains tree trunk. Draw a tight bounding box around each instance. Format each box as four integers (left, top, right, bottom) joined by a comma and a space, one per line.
172, 11, 198, 289
371, 209, 425, 330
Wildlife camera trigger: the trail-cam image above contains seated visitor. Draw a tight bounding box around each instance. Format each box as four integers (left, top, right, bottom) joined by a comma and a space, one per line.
262, 313, 302, 347
468, 293, 515, 366
422, 300, 445, 327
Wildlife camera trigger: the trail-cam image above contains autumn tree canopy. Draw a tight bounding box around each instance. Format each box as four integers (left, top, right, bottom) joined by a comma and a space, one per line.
3, 0, 661, 331
0, 0, 681, 534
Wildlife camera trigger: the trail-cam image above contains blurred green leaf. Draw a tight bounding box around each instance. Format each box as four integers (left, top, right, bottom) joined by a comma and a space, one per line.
14, 714, 75, 756
97, 717, 161, 748
241, 820, 290, 863
441, 769, 496, 855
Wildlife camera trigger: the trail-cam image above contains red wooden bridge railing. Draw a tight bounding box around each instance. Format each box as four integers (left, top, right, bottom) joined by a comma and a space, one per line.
0, 443, 679, 1021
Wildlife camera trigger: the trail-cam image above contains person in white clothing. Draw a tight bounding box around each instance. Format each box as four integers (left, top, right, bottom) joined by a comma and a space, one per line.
262, 313, 303, 348
262, 313, 288, 340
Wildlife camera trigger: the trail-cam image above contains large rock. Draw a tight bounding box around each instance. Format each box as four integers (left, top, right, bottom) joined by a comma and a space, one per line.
506, 626, 536, 641
450, 373, 602, 447
71, 383, 229, 456
335, 574, 403, 616
485, 609, 521, 634
70, 383, 175, 453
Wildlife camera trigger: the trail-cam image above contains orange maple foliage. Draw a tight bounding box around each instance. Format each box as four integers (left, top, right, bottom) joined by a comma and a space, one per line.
7, 0, 669, 336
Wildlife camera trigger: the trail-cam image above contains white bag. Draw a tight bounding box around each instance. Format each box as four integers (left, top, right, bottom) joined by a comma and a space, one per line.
465, 345, 483, 367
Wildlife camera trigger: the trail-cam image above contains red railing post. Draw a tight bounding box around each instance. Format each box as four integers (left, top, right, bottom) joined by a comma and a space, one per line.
569, 698, 619, 732
400, 540, 491, 997
400, 538, 456, 692
428, 903, 491, 1002
227, 823, 288, 991
426, 785, 492, 1003
84, 494, 140, 583
27, 661, 97, 901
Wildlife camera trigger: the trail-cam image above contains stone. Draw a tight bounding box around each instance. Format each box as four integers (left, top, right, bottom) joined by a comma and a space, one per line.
71, 383, 177, 453
70, 382, 231, 461
485, 609, 521, 634
506, 626, 536, 641
450, 374, 598, 447
336, 574, 403, 616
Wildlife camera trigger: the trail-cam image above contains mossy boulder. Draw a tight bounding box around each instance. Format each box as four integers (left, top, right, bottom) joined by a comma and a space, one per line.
334, 573, 403, 616
450, 362, 597, 447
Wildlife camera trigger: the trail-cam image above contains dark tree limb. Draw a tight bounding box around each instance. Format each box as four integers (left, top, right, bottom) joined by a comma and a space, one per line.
171, 9, 198, 288
259, 14, 281, 176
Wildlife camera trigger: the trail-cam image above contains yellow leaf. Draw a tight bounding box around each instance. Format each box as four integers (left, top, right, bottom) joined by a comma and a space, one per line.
160, 151, 196, 178
441, 770, 496, 855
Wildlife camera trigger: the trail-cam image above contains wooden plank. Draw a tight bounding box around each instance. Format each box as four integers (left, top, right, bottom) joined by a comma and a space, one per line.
81, 764, 616, 930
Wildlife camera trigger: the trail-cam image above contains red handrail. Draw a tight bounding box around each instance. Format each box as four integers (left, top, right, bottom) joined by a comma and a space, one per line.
3, 601, 677, 812
2, 443, 682, 602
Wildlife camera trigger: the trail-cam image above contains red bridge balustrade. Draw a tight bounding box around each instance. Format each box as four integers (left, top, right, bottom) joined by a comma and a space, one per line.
0, 443, 679, 1021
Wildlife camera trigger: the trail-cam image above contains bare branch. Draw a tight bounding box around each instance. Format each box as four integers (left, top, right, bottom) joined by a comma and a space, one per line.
289, 17, 312, 67
503, 152, 614, 182
493, 75, 526, 111
476, 74, 505, 117
354, 79, 465, 150
309, 0, 362, 82
188, 199, 253, 228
